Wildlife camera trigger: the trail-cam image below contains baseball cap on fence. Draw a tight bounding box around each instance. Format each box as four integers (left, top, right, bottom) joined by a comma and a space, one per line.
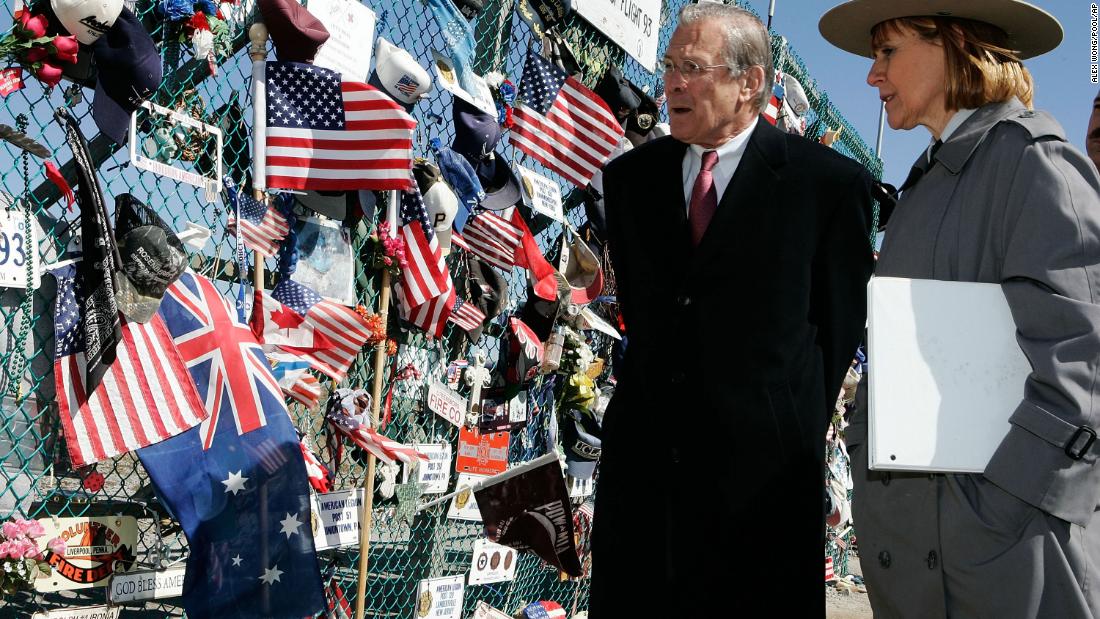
452, 96, 502, 161
51, 0, 122, 44
90, 8, 161, 146
114, 193, 188, 323
561, 409, 602, 480
296, 190, 348, 220
413, 161, 458, 253
367, 37, 432, 112
434, 146, 483, 227
623, 82, 658, 146
557, 230, 603, 306
259, 0, 329, 63
464, 255, 506, 342
475, 151, 522, 211
594, 66, 640, 121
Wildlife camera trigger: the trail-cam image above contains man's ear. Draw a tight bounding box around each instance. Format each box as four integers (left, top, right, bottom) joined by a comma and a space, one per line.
741, 65, 766, 104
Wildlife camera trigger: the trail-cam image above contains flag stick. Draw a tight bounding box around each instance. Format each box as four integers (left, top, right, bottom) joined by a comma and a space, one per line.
354, 190, 399, 619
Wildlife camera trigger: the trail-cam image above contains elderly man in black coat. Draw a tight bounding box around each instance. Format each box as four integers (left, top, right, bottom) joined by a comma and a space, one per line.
589, 3, 874, 616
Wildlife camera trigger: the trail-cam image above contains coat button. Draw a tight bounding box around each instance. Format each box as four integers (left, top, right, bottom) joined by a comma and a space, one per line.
926, 550, 938, 570
676, 294, 692, 307
878, 550, 891, 569
670, 447, 681, 464
670, 371, 685, 386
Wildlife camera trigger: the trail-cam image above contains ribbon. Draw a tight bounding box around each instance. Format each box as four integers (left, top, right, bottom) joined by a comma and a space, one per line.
44, 160, 73, 211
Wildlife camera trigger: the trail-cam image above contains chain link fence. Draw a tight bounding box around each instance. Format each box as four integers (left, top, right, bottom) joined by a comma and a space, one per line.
0, 0, 878, 615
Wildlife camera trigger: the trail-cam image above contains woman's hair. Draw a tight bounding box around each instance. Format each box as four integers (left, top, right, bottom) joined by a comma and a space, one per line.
871, 16, 1034, 109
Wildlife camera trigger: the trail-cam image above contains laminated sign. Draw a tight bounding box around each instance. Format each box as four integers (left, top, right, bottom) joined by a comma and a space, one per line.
456, 427, 509, 475
415, 574, 465, 619
35, 516, 138, 592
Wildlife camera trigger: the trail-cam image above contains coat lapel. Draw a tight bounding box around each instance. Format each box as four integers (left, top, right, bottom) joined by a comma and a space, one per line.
691, 117, 787, 269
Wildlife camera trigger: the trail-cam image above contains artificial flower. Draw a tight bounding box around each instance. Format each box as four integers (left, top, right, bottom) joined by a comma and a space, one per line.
22, 46, 46, 64
158, 0, 194, 21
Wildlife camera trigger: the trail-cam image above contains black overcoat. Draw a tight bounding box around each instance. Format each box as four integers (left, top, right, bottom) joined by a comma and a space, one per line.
589, 118, 874, 617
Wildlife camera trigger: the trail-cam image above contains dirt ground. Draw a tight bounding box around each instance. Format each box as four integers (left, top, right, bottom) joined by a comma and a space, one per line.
826, 556, 873, 619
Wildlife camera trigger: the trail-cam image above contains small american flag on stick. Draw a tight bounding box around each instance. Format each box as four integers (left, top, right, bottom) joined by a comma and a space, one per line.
511, 49, 624, 188
225, 180, 289, 257
264, 62, 416, 191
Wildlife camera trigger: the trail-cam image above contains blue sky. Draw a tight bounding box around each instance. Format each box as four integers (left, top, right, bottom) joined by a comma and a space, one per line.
738, 0, 1092, 185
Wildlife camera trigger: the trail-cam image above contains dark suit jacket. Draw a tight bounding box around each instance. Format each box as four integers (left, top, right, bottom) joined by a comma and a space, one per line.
589, 118, 873, 617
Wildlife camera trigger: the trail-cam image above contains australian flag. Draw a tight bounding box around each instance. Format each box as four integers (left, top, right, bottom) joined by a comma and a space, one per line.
137, 272, 324, 618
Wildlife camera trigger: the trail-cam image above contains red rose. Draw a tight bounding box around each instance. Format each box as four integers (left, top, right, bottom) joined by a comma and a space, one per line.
35, 62, 63, 88
50, 36, 79, 64
19, 13, 48, 38
23, 46, 48, 63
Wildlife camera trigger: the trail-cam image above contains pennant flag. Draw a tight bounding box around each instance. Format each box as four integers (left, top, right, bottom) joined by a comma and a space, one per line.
511, 49, 625, 188
137, 271, 324, 619
448, 297, 486, 333
256, 278, 374, 382
395, 185, 454, 337
269, 351, 323, 410
326, 388, 429, 466
225, 179, 289, 257
474, 454, 582, 576
0, 68, 23, 96
264, 62, 416, 191
52, 263, 207, 467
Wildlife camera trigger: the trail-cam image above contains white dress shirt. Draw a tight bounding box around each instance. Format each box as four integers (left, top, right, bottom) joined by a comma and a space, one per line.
682, 117, 759, 213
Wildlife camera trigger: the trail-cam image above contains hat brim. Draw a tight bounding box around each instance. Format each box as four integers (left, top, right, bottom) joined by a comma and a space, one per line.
296, 191, 348, 219
367, 71, 417, 113
818, 0, 1062, 59
478, 154, 522, 211
115, 273, 164, 323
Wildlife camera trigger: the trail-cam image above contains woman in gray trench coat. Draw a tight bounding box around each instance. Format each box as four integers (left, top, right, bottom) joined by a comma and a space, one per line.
820, 1, 1100, 617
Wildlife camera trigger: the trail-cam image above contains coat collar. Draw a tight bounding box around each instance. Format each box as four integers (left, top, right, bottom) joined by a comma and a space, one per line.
930, 98, 1028, 175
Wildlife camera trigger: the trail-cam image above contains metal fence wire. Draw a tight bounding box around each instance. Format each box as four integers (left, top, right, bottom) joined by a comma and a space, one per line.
0, 0, 879, 616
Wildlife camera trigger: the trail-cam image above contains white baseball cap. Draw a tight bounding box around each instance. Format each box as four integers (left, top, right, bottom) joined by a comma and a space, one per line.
414, 161, 458, 254
367, 37, 432, 111
51, 0, 123, 44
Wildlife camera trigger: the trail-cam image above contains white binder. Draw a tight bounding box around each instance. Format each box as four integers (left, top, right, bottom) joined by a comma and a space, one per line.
867, 277, 1032, 473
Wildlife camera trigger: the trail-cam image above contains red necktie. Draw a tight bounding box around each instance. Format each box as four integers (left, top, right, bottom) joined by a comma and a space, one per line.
689, 150, 719, 247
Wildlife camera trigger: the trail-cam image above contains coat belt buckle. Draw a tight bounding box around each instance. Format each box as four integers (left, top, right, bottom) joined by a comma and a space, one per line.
1064, 426, 1097, 461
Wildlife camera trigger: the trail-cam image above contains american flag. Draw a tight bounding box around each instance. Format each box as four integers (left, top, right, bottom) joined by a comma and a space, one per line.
257, 278, 375, 382
225, 179, 289, 257
264, 62, 416, 191
299, 439, 331, 493
269, 352, 323, 410
453, 210, 522, 271
448, 297, 486, 333
511, 49, 625, 188
0, 68, 23, 97
395, 185, 454, 337
327, 398, 428, 466
52, 263, 207, 467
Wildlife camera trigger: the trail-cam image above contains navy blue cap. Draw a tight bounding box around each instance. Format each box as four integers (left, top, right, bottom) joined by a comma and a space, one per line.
90, 8, 161, 145
476, 152, 521, 211
562, 410, 602, 479
451, 96, 501, 161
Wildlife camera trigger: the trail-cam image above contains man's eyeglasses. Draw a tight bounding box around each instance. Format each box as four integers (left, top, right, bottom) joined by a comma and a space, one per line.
660, 58, 730, 80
